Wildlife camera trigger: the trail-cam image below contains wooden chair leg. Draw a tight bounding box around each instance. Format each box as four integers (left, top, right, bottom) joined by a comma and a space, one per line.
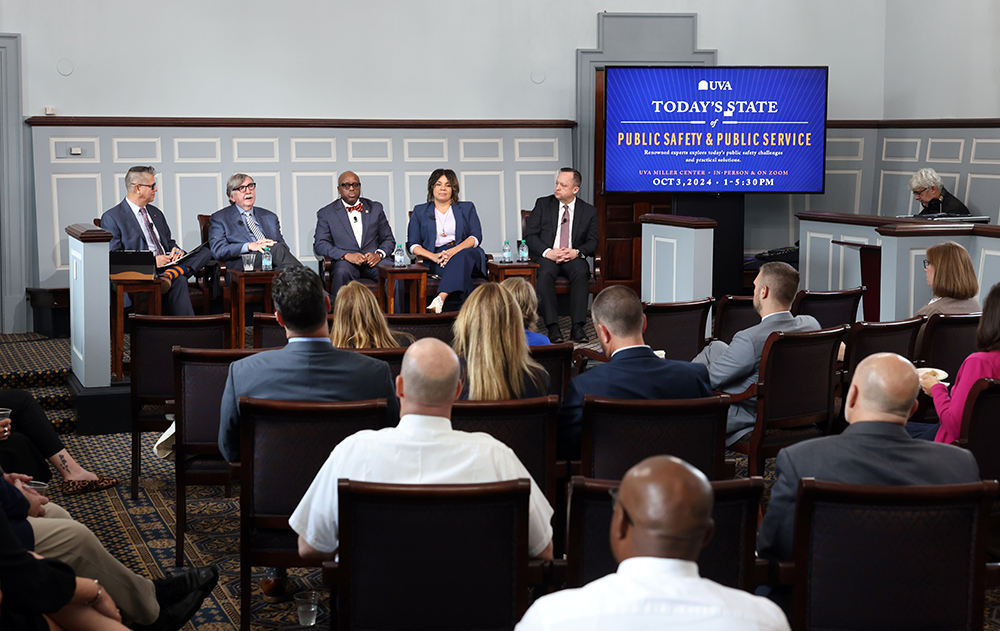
175, 475, 186, 567
241, 559, 252, 631
131, 428, 141, 500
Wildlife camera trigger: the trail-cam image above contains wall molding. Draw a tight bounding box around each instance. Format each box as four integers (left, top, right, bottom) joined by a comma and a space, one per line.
26, 116, 577, 129
828, 119, 1000, 129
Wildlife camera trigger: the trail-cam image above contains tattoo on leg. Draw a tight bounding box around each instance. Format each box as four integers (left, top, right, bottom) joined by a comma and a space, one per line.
59, 454, 70, 473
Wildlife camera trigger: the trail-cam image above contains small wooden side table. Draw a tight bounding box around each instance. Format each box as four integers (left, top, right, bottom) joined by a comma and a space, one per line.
378, 264, 429, 314
487, 260, 540, 285
111, 278, 162, 380
229, 268, 279, 348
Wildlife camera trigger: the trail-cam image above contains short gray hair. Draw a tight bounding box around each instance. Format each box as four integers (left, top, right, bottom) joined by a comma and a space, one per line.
226, 173, 253, 198
909, 168, 943, 192
125, 166, 156, 191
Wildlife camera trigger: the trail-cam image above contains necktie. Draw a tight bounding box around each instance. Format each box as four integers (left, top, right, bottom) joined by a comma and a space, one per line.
347, 203, 362, 212
559, 205, 570, 249
139, 207, 165, 256
245, 212, 266, 242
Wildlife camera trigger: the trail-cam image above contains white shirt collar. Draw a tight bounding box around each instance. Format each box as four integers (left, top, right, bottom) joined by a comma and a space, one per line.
396, 414, 453, 432
610, 344, 650, 358
287, 337, 333, 343
616, 557, 701, 578
126, 197, 143, 214
760, 310, 790, 322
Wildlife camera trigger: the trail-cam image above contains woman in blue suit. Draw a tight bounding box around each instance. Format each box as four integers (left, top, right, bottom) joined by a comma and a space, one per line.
407, 168, 488, 312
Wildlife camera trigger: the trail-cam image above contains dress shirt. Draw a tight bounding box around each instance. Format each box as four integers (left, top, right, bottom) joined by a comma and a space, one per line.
759, 310, 788, 323
238, 209, 263, 254
516, 557, 790, 631
346, 204, 364, 248
288, 414, 554, 557
545, 197, 577, 256
126, 197, 165, 253
611, 344, 649, 358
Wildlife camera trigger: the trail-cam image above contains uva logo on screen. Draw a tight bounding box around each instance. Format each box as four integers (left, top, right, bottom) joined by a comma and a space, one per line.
698, 80, 732, 91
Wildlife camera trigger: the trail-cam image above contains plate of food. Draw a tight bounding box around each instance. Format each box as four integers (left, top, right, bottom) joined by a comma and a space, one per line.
916, 367, 949, 381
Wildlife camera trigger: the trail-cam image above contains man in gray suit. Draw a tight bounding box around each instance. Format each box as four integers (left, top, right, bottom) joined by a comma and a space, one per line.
756, 352, 979, 612
217, 265, 399, 463
692, 262, 819, 445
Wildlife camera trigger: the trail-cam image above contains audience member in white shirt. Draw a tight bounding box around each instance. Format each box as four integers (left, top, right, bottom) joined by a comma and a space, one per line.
516, 455, 790, 631
290, 337, 554, 561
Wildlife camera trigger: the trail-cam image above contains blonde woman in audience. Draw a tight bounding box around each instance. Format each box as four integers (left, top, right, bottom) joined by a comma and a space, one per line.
917, 241, 980, 317
453, 283, 549, 400
329, 281, 408, 349
500, 277, 551, 346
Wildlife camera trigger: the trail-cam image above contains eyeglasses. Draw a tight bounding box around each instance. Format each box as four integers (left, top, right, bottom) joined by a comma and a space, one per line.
339, 182, 361, 189
923, 259, 932, 269
234, 183, 256, 193
913, 188, 927, 197
136, 182, 157, 190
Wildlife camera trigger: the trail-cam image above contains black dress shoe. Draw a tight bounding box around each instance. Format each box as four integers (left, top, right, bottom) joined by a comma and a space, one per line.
132, 588, 208, 631
571, 323, 588, 342
153, 565, 219, 607
547, 324, 564, 343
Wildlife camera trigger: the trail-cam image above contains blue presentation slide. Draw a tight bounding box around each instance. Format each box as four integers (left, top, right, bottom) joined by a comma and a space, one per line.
605, 66, 828, 193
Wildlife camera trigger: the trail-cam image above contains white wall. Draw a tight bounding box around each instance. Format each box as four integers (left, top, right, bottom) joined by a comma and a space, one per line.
1, 0, 889, 120
883, 0, 1000, 119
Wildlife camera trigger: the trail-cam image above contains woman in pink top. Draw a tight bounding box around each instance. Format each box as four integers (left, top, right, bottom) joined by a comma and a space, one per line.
919, 282, 1000, 443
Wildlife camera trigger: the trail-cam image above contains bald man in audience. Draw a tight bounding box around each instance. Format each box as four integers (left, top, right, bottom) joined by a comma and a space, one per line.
516, 455, 790, 631
757, 353, 980, 611
692, 261, 820, 446
557, 285, 712, 460
289, 338, 554, 561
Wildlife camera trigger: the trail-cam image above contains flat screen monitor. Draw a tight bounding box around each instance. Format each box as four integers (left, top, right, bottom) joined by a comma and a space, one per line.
604, 66, 828, 194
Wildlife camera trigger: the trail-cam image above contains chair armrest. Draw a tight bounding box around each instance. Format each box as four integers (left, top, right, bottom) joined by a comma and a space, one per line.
774, 560, 795, 585
228, 462, 241, 479
726, 383, 757, 403
527, 559, 547, 586
753, 558, 770, 587
722, 458, 737, 479
987, 562, 1000, 590
163, 400, 176, 415
547, 558, 567, 589
321, 561, 339, 587
572, 348, 606, 374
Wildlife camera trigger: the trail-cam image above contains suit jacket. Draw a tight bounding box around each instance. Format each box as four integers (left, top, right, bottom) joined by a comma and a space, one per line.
208, 204, 286, 271
557, 346, 714, 460
217, 340, 400, 462
101, 199, 178, 253
757, 421, 980, 562
692, 311, 820, 443
524, 195, 599, 262
314, 197, 395, 261
406, 201, 487, 272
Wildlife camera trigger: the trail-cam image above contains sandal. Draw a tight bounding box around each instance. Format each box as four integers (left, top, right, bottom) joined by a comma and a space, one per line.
62, 475, 120, 496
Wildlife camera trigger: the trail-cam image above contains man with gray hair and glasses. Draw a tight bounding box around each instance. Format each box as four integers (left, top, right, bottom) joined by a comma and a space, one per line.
208, 172, 301, 282
909, 167, 970, 216
101, 166, 215, 315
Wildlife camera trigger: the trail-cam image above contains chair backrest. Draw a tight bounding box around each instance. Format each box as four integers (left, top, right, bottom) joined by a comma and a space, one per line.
172, 347, 259, 453
642, 298, 715, 361
252, 312, 288, 348
197, 214, 212, 246
529, 342, 574, 398
842, 316, 924, 382
757, 326, 847, 433
337, 479, 530, 630
790, 479, 997, 631
238, 397, 389, 526
580, 395, 730, 481
959, 378, 1000, 481
450, 396, 559, 503
565, 476, 764, 590
130, 314, 232, 400
350, 347, 408, 381
697, 477, 764, 591
920, 313, 981, 379
791, 286, 866, 329
520, 209, 531, 238
93, 217, 102, 227
385, 312, 458, 345
713, 295, 759, 345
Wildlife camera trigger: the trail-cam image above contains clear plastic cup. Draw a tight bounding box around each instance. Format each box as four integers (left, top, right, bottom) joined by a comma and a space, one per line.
24, 480, 48, 496
241, 252, 256, 271
294, 591, 319, 626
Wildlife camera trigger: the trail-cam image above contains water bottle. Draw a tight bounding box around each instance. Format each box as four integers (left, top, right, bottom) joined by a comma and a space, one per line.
518, 240, 529, 262
501, 240, 512, 264
393, 243, 406, 268
261, 247, 273, 271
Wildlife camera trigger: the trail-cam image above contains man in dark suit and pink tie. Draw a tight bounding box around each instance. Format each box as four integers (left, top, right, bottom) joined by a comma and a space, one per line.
524, 168, 600, 343
313, 171, 396, 298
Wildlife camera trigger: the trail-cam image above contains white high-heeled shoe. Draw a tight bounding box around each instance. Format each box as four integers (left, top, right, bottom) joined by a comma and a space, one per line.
429, 295, 445, 313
